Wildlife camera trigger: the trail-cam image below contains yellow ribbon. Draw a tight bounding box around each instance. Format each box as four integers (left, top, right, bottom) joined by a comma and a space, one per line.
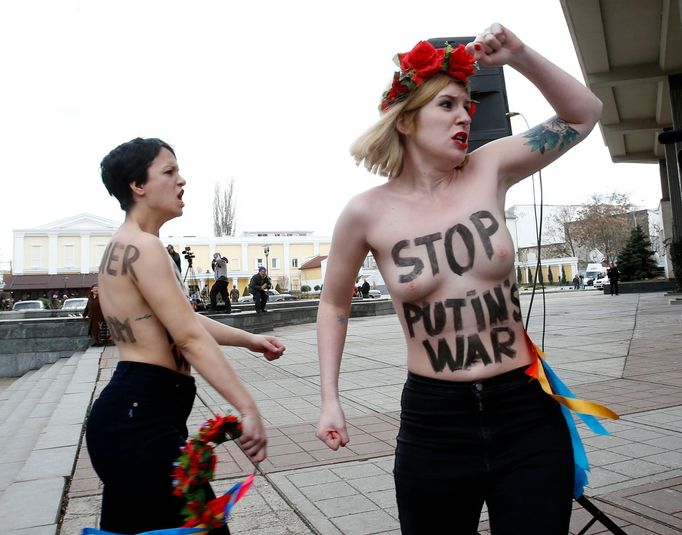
533, 343, 619, 421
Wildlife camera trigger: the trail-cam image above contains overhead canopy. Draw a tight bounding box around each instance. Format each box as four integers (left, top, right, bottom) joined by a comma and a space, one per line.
560, 0, 682, 163
4, 274, 99, 291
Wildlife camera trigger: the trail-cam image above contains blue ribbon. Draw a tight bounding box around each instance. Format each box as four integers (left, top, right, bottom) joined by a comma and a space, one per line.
541, 359, 610, 498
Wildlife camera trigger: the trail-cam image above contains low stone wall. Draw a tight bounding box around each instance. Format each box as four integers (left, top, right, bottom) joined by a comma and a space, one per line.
204, 298, 396, 332
601, 280, 677, 294
0, 317, 91, 377
0, 299, 396, 378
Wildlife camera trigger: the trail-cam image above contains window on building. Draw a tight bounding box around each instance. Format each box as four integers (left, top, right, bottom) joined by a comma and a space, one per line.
230, 258, 240, 270
30, 245, 42, 268
271, 258, 279, 269
63, 244, 75, 267
291, 258, 299, 268
256, 258, 263, 269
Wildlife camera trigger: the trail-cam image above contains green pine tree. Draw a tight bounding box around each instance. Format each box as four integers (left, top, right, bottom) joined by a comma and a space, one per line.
561, 265, 567, 285
616, 225, 658, 281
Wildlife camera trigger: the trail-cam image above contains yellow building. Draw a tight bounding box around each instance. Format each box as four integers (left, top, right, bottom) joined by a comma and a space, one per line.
8, 214, 332, 298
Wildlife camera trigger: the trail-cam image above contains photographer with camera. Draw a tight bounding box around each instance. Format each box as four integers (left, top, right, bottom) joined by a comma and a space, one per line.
166, 245, 181, 273
210, 252, 230, 313
249, 266, 271, 314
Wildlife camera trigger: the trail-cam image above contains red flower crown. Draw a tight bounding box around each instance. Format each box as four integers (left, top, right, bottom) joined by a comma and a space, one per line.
380, 41, 477, 112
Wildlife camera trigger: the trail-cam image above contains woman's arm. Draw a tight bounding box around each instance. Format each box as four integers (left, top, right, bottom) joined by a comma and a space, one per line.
316, 198, 371, 450
130, 235, 267, 461
467, 23, 603, 188
196, 314, 285, 361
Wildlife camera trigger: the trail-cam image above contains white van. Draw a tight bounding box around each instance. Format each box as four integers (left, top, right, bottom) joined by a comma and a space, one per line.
584, 263, 605, 287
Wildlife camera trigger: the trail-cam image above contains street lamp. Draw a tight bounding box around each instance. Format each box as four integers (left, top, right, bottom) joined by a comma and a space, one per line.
63, 276, 69, 298
263, 245, 270, 272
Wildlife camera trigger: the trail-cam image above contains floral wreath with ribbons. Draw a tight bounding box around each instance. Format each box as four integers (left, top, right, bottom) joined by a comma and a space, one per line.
380, 40, 478, 112
81, 413, 255, 535
172, 413, 253, 529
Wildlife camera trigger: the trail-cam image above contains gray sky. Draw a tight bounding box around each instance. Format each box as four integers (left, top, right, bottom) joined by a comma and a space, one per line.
0, 0, 662, 267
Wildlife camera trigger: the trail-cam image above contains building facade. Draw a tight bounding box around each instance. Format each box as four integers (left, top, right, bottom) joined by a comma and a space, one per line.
7, 214, 332, 300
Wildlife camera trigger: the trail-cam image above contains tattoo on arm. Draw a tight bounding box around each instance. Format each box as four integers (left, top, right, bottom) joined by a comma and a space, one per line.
135, 314, 152, 321
523, 116, 579, 154
336, 314, 348, 325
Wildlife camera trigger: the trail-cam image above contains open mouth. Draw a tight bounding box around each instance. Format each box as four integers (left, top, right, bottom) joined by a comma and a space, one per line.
452, 132, 468, 149
177, 190, 185, 205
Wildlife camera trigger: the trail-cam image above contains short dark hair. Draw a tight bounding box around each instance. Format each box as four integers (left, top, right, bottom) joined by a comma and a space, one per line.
100, 137, 175, 211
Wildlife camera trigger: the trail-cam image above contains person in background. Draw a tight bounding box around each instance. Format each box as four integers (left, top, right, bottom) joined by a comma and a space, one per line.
83, 284, 110, 346
230, 286, 240, 303
87, 137, 285, 534
249, 266, 271, 314
210, 252, 230, 312
607, 262, 620, 295
316, 23, 603, 534
167, 244, 181, 273
360, 278, 371, 298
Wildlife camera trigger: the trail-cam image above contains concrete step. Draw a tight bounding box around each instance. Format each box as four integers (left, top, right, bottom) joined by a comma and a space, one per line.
0, 366, 47, 421
0, 358, 75, 493
0, 358, 69, 437
0, 348, 101, 534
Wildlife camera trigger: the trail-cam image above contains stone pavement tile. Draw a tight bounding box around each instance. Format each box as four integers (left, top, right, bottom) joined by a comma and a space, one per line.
0, 477, 63, 530
259, 414, 397, 474
330, 509, 400, 535
6, 526, 58, 535
598, 476, 682, 533
60, 495, 101, 535
556, 358, 626, 379
572, 378, 682, 416
17, 445, 77, 480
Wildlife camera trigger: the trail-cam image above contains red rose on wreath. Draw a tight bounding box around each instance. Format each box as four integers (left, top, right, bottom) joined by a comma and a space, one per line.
444, 44, 476, 82
398, 41, 444, 84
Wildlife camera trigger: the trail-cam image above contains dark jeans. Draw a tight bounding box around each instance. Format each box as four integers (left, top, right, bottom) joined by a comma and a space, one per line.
609, 280, 619, 295
86, 361, 228, 534
395, 368, 573, 535
253, 290, 268, 312
210, 279, 231, 311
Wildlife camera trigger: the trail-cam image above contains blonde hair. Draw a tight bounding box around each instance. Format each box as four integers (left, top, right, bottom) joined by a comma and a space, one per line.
350, 74, 468, 179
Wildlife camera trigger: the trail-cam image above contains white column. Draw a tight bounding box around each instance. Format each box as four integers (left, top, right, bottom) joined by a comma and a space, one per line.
80, 232, 90, 273
13, 232, 25, 274
283, 242, 291, 290
48, 232, 58, 274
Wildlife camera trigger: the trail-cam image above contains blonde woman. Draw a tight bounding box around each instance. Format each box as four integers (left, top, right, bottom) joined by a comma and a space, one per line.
316, 23, 602, 534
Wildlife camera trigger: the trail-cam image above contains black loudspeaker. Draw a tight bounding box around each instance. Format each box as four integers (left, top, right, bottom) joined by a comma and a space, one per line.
428, 37, 512, 151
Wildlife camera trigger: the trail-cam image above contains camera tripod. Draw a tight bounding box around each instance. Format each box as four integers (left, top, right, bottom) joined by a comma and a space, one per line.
183, 260, 205, 307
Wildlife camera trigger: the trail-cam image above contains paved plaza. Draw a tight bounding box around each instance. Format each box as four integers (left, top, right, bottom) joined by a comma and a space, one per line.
2, 289, 682, 534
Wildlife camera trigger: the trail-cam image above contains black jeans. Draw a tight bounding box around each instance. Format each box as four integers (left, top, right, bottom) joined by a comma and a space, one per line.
86, 361, 228, 534
253, 290, 268, 312
394, 367, 573, 535
210, 279, 231, 311
609, 280, 619, 295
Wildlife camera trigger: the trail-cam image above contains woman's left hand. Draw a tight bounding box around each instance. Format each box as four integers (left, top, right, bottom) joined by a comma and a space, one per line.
248, 334, 286, 361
